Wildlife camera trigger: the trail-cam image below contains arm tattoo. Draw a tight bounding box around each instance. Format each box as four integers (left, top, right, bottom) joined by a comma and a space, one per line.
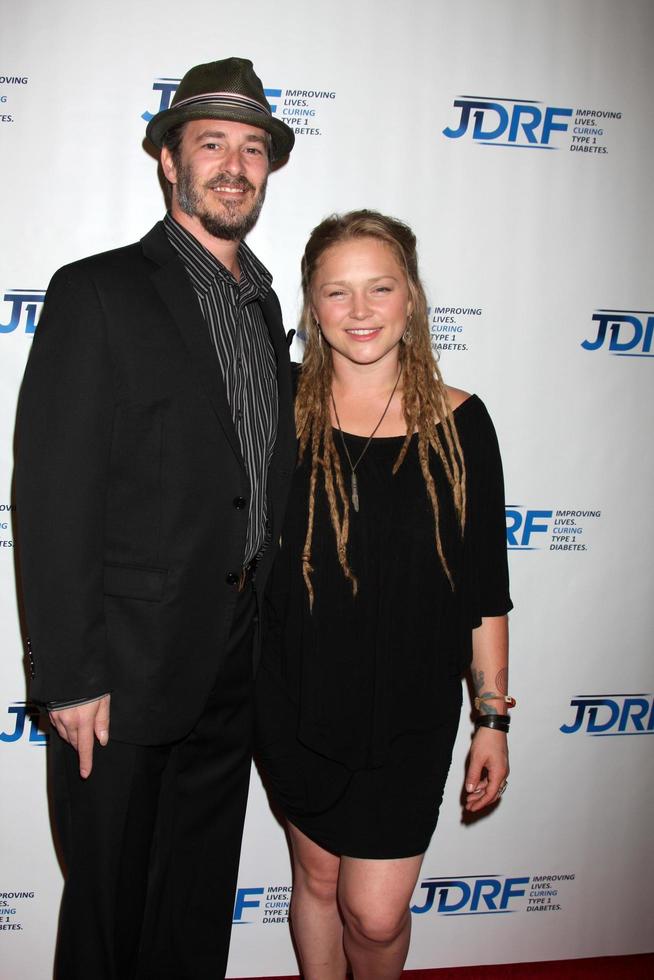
495, 667, 508, 694
472, 667, 502, 715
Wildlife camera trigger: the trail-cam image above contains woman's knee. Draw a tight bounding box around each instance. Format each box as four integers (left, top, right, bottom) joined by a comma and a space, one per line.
289, 828, 340, 905
341, 901, 409, 947
295, 861, 339, 905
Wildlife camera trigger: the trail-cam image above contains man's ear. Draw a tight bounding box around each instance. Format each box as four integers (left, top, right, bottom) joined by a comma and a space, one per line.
160, 146, 177, 186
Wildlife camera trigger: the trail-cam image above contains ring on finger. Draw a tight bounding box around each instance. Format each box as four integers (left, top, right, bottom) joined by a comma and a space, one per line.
498, 781, 508, 796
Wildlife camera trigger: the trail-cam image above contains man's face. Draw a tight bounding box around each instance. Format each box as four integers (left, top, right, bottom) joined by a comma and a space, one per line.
163, 119, 270, 241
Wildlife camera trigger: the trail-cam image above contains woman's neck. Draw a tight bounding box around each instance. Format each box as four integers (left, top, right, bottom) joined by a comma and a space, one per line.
330, 353, 401, 399
329, 355, 406, 437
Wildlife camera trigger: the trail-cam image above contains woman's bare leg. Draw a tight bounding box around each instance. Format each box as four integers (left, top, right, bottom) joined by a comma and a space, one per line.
287, 822, 347, 980
338, 853, 424, 980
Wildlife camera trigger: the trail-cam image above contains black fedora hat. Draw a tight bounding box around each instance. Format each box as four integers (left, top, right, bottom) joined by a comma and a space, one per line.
146, 57, 295, 161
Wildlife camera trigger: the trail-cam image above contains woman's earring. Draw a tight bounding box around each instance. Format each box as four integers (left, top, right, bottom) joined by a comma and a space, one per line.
402, 314, 413, 345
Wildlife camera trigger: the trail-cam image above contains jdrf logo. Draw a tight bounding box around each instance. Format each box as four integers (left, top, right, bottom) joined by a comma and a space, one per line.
560, 695, 654, 736
233, 887, 264, 924
443, 98, 572, 148
506, 507, 552, 549
233, 884, 292, 924
582, 310, 654, 357
142, 78, 181, 122
0, 703, 47, 745
142, 79, 283, 122
0, 290, 45, 334
411, 876, 529, 916
264, 88, 282, 113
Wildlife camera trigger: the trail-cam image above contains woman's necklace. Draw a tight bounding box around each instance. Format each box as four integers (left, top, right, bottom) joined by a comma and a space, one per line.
330, 366, 403, 513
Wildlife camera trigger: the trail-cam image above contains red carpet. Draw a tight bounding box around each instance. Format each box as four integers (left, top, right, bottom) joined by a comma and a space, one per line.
233, 952, 653, 979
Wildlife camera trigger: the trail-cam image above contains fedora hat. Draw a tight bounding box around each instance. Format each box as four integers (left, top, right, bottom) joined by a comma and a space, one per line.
146, 57, 295, 161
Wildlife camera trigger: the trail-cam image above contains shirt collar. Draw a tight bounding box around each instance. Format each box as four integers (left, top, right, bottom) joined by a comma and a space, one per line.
163, 212, 272, 299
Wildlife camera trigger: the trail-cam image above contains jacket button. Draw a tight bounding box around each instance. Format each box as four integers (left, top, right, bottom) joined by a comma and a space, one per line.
233, 496, 247, 510
225, 571, 239, 585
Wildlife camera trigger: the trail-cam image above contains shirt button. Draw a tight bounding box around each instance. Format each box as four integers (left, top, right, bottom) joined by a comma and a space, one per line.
233, 496, 247, 510
225, 571, 239, 585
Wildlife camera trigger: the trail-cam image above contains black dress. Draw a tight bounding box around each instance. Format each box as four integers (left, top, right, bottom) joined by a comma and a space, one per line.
255, 395, 512, 859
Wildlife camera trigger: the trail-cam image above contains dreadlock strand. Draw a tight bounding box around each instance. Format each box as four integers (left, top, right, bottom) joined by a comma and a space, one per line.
418, 433, 455, 590
322, 432, 358, 595
302, 447, 320, 610
393, 343, 420, 473
325, 425, 358, 595
443, 415, 467, 530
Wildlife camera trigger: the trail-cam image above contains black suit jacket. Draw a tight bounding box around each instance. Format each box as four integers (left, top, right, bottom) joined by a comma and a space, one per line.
14, 221, 296, 745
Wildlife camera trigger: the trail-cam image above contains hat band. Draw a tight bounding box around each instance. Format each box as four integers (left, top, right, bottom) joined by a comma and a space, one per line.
172, 90, 272, 119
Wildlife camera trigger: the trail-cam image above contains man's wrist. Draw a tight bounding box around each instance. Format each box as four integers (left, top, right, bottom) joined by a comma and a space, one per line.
47, 693, 110, 711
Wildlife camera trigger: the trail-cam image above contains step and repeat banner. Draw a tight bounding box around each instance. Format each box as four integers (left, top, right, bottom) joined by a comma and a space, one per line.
1, 0, 653, 976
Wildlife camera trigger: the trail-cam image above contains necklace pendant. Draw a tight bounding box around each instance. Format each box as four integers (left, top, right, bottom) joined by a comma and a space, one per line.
351, 472, 360, 512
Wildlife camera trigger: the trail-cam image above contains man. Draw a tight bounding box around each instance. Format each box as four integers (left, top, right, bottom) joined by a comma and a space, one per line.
14, 57, 296, 979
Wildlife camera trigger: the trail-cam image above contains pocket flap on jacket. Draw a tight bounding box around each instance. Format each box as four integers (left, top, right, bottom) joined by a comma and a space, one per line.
103, 563, 167, 602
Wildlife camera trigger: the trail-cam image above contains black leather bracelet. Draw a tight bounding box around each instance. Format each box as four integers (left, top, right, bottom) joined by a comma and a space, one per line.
475, 713, 510, 732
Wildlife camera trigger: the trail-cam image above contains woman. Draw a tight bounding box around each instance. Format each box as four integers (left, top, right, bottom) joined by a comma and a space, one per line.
255, 210, 513, 980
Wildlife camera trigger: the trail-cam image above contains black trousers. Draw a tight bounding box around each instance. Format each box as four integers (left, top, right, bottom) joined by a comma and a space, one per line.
50, 585, 256, 980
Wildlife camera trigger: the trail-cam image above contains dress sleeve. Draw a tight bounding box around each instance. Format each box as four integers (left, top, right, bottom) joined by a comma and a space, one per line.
462, 397, 513, 626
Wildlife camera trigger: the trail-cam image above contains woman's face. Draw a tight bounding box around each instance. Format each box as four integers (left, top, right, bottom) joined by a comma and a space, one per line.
311, 236, 412, 370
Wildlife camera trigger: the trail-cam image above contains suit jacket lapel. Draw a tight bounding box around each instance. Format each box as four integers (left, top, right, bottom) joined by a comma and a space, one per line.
141, 222, 246, 469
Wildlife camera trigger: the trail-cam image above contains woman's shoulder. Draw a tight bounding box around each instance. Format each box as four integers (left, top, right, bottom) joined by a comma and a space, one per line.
445, 386, 487, 426
446, 385, 473, 412
445, 388, 496, 438
446, 390, 504, 476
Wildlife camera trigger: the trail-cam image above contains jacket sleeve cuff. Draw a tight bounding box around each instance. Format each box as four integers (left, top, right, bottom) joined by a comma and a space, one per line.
46, 693, 110, 711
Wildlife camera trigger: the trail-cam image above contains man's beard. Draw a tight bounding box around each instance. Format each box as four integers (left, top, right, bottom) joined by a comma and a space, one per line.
176, 163, 267, 241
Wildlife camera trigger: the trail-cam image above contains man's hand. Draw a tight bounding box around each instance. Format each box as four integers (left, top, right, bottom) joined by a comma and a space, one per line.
49, 694, 111, 778
464, 726, 509, 812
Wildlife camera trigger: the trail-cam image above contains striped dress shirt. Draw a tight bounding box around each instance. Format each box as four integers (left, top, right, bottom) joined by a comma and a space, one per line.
164, 213, 279, 567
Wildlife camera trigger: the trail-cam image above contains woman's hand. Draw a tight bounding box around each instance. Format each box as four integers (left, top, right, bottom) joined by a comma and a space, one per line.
464, 726, 509, 812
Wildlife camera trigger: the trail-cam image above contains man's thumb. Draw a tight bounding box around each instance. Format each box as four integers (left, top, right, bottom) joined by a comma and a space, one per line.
94, 696, 111, 746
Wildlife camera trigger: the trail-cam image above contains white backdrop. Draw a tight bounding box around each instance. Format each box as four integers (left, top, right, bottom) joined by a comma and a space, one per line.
1, 0, 653, 976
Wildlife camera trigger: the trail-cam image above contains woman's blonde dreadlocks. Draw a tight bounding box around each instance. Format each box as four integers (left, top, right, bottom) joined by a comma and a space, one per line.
295, 210, 466, 608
